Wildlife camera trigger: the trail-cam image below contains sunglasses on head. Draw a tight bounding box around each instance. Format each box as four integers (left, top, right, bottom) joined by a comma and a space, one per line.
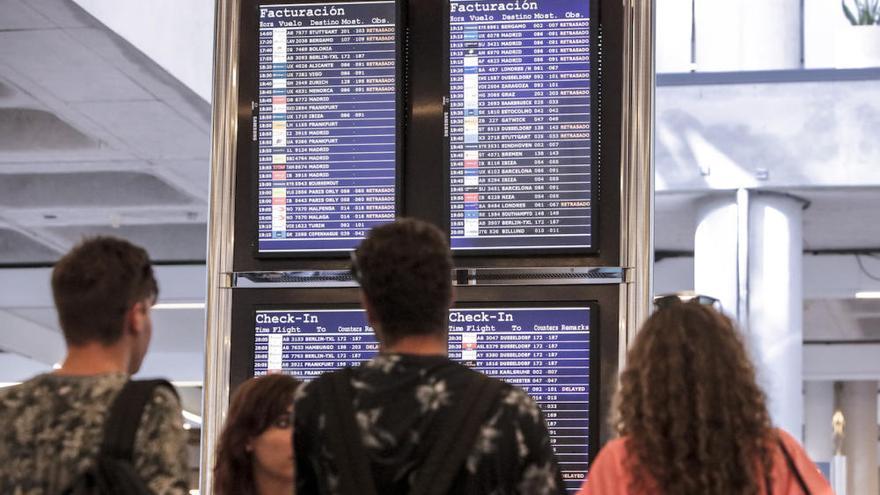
653, 292, 722, 311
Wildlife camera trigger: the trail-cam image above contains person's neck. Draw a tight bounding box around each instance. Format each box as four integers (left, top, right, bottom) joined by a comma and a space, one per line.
55, 342, 131, 376
383, 334, 447, 356
253, 470, 293, 495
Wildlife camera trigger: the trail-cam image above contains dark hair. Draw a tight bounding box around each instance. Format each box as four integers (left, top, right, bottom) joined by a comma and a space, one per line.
354, 218, 453, 344
214, 374, 302, 495
51, 236, 158, 346
616, 302, 774, 495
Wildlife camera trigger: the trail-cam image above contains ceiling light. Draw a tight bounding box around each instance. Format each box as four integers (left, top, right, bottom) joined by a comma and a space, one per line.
855, 291, 880, 299
153, 302, 205, 310
182, 410, 203, 425
171, 381, 203, 388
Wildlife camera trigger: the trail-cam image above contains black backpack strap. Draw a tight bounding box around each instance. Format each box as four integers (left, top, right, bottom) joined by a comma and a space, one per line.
319, 368, 379, 495
411, 373, 506, 495
777, 435, 811, 495
101, 379, 177, 461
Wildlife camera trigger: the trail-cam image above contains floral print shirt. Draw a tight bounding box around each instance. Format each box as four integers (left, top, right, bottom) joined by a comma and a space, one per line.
294, 353, 566, 495
0, 373, 189, 495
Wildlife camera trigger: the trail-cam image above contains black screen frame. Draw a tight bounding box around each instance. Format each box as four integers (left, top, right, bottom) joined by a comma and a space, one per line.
443, 0, 601, 257
403, 0, 622, 267
234, 0, 408, 270
233, 0, 623, 270
230, 284, 620, 459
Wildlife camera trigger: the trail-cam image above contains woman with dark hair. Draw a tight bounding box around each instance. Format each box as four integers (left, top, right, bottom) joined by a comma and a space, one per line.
579, 301, 832, 495
214, 374, 301, 495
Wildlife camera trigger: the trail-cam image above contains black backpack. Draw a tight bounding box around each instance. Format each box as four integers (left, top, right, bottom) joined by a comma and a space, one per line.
319, 367, 504, 495
62, 379, 177, 495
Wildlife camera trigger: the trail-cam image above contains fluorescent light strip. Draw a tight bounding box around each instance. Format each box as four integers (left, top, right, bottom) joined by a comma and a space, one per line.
182, 410, 203, 426
855, 291, 880, 299
153, 302, 205, 310
171, 381, 204, 388
1, 380, 202, 388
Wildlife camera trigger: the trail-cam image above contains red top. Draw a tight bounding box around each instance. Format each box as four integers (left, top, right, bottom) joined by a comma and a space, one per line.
578, 429, 834, 495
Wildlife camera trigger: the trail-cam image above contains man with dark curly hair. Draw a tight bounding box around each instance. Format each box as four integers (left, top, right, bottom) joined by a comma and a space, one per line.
293, 218, 566, 495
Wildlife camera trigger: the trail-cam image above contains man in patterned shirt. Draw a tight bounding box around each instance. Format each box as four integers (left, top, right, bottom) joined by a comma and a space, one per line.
294, 219, 566, 495
0, 237, 189, 494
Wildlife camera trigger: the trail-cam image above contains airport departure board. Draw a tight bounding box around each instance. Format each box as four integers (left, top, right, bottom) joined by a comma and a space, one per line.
448, 0, 593, 251
254, 306, 592, 492
256, 2, 398, 254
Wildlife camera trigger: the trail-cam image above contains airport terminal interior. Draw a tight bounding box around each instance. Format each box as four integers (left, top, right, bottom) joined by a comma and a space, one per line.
0, 0, 879, 493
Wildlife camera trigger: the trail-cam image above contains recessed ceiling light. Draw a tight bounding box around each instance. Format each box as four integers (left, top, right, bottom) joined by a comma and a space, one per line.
182, 410, 202, 425
152, 302, 205, 310
855, 291, 880, 299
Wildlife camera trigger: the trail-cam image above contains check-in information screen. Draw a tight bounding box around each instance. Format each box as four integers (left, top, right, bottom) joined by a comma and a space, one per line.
255, 306, 592, 491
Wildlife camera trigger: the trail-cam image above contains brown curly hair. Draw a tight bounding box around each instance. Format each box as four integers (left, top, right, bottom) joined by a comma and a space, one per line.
615, 302, 774, 495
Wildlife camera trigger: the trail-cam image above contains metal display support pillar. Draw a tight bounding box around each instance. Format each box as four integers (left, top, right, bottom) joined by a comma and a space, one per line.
619, 0, 656, 360
200, 0, 240, 491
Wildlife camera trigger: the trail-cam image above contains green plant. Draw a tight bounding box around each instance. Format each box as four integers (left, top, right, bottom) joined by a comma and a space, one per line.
842, 0, 880, 25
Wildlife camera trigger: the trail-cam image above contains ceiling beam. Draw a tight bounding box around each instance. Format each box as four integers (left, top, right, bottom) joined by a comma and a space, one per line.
804, 343, 880, 380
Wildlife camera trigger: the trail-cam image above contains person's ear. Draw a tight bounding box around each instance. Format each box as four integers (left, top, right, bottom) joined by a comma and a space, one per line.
360, 291, 386, 344
126, 300, 148, 336
359, 290, 377, 327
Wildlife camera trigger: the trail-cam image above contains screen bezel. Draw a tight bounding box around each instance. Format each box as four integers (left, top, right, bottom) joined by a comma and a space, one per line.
230, 284, 620, 467
402, 0, 622, 267
234, 0, 407, 270
443, 0, 601, 257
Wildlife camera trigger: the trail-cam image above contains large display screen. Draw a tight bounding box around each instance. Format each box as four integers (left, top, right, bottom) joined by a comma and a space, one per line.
256, 2, 398, 254
254, 306, 592, 492
448, 0, 593, 251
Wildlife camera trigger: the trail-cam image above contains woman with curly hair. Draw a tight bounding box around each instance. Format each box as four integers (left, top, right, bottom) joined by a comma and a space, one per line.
578, 300, 832, 495
214, 374, 302, 495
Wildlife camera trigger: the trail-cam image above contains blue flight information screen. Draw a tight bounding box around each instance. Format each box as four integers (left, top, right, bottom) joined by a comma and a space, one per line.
448, 0, 593, 251
254, 306, 592, 492
256, 2, 398, 253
